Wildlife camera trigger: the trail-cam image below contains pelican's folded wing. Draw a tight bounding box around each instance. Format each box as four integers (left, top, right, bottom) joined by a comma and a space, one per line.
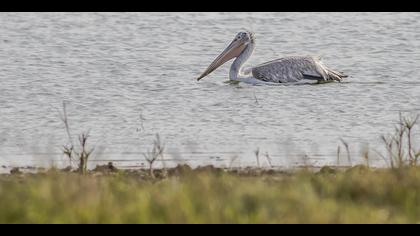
252, 56, 329, 83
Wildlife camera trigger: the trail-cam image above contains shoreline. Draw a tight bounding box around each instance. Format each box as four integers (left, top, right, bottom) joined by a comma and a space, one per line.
0, 162, 372, 178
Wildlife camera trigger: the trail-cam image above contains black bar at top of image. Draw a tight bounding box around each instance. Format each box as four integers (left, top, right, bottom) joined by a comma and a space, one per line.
0, 0, 418, 12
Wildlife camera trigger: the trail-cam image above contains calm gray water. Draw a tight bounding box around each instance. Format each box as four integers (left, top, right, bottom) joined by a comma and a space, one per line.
1, 12, 420, 170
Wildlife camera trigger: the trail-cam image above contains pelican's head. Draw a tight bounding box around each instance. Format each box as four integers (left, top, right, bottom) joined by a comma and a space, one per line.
196, 31, 255, 81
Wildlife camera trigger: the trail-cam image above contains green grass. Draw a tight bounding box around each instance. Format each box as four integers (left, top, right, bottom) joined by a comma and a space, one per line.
1, 166, 420, 223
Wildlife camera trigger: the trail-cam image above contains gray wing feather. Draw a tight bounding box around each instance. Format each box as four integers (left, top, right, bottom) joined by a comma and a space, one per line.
251, 56, 342, 83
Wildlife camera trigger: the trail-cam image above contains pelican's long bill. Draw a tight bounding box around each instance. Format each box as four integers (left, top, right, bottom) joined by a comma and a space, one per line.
196, 38, 246, 81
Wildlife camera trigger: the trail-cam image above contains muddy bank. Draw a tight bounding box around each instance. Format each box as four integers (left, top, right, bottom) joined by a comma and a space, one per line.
1, 162, 372, 181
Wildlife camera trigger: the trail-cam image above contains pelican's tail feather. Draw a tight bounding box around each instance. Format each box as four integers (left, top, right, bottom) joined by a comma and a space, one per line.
326, 68, 348, 82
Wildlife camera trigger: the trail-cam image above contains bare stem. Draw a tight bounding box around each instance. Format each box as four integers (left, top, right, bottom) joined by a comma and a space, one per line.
143, 134, 165, 178
59, 101, 75, 167
254, 148, 260, 168
264, 152, 273, 168
336, 146, 341, 168
339, 138, 352, 166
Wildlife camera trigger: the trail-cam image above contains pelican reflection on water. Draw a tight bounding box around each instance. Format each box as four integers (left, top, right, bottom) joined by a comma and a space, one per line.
196, 31, 347, 85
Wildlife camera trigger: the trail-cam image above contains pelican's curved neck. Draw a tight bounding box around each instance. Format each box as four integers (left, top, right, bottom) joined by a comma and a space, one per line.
229, 42, 255, 81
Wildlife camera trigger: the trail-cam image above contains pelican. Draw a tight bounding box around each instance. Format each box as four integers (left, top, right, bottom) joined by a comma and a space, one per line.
196, 31, 347, 84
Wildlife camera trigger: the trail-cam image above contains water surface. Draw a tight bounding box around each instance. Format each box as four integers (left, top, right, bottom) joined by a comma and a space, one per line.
1, 12, 420, 169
